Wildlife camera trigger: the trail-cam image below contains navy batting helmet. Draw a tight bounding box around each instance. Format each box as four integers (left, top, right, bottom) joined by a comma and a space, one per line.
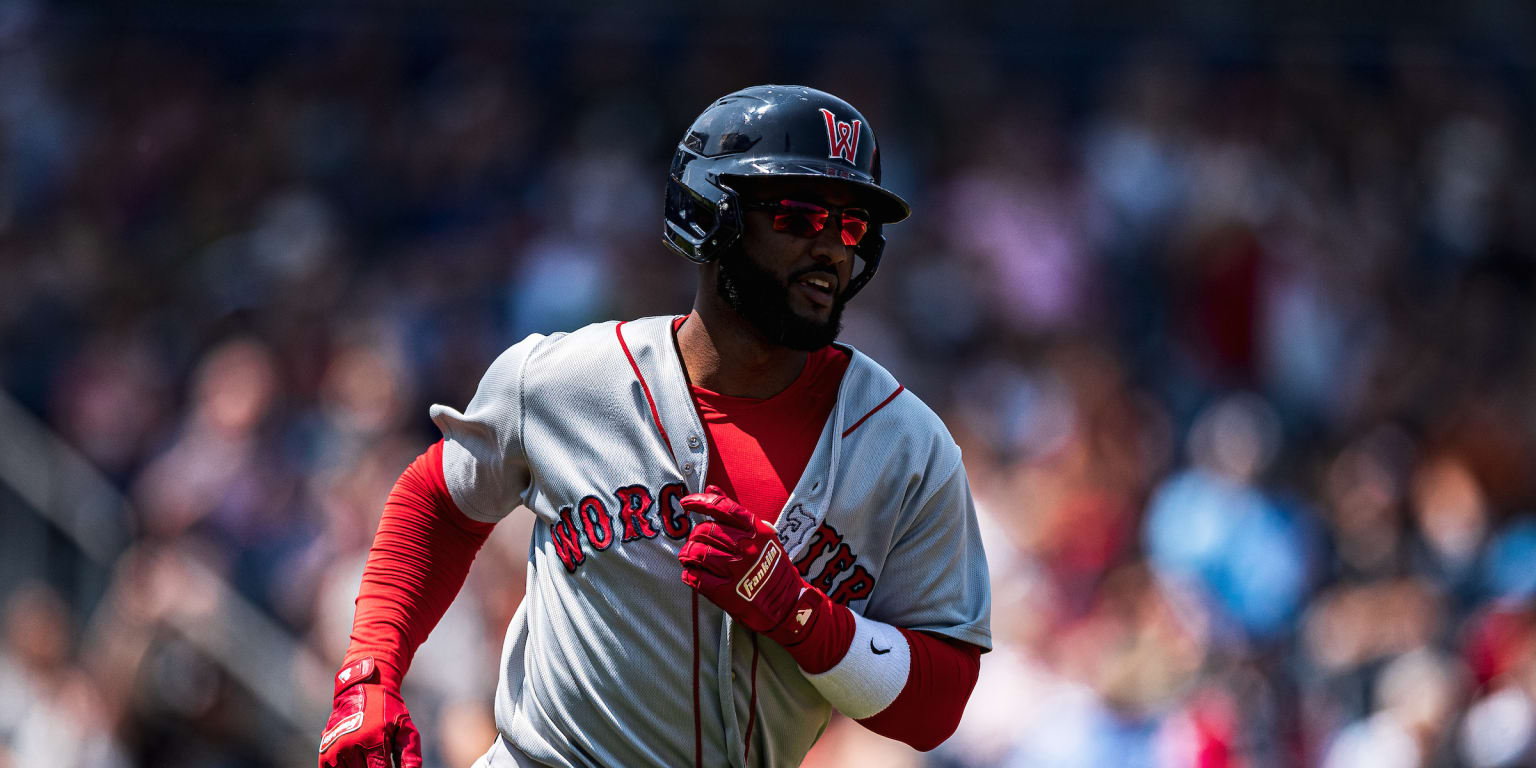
663, 85, 910, 301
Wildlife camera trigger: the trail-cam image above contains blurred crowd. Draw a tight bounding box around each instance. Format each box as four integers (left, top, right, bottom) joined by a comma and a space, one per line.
1, 1, 1535, 766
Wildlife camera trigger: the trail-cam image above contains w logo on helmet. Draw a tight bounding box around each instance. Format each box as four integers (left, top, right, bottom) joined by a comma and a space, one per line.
819, 108, 861, 163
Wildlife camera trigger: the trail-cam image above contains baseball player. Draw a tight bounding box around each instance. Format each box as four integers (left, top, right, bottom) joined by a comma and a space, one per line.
317, 85, 991, 768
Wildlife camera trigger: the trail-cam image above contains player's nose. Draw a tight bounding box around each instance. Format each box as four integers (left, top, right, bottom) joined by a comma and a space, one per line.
810, 221, 852, 266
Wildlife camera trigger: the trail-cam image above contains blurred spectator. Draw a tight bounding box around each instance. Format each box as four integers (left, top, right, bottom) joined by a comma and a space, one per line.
1145, 393, 1311, 642
1319, 648, 1463, 768
0, 583, 128, 768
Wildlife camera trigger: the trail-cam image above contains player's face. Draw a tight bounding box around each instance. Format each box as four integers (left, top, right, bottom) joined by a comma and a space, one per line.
717, 181, 864, 351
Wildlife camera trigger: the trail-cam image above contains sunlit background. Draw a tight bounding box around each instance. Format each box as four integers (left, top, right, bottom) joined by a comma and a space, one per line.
1, 1, 1535, 766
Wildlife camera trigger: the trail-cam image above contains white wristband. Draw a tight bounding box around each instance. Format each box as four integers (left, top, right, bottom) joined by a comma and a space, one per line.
802, 612, 910, 719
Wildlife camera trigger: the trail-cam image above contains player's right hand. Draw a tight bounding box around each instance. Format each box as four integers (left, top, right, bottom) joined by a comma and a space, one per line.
318, 656, 422, 768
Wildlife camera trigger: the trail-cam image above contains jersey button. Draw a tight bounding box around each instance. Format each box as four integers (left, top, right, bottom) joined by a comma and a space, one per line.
687, 435, 701, 449
683, 462, 695, 473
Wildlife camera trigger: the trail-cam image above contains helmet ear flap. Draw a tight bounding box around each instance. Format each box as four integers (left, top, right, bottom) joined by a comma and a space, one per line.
663, 175, 743, 264
843, 228, 884, 301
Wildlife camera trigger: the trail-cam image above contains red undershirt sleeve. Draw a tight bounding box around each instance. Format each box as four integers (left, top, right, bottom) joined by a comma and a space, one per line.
772, 589, 982, 752
856, 629, 982, 752
342, 440, 496, 690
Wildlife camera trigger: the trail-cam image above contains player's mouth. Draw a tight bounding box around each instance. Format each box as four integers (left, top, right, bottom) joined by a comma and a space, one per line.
792, 272, 837, 308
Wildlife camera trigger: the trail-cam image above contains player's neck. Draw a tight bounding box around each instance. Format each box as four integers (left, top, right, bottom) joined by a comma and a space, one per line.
675, 309, 807, 399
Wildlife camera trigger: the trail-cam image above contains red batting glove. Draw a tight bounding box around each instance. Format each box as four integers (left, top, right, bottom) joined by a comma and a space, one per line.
678, 486, 807, 634
318, 656, 422, 768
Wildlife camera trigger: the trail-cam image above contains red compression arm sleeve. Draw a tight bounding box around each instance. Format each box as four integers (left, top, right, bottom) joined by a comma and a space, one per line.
857, 630, 982, 752
343, 440, 495, 689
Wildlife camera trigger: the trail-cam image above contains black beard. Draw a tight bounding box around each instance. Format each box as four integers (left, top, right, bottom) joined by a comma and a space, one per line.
715, 246, 844, 351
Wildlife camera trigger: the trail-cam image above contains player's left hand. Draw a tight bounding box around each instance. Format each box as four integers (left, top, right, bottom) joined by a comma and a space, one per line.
678, 486, 805, 633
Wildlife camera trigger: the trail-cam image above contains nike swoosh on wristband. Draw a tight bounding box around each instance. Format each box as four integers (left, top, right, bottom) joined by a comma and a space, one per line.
870, 639, 891, 655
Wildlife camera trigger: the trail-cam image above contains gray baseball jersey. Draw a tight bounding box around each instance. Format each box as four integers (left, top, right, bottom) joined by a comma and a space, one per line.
433, 315, 991, 768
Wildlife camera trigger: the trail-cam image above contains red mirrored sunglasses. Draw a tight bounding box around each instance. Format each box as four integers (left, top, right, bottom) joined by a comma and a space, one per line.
744, 199, 871, 247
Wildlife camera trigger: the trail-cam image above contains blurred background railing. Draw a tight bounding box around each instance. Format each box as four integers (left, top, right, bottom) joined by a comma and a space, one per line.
1, 0, 1533, 766
0, 392, 329, 761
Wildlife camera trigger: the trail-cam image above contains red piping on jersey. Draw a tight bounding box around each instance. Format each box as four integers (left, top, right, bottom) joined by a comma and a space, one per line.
743, 634, 760, 765
842, 385, 905, 438
616, 321, 672, 449
691, 591, 702, 768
